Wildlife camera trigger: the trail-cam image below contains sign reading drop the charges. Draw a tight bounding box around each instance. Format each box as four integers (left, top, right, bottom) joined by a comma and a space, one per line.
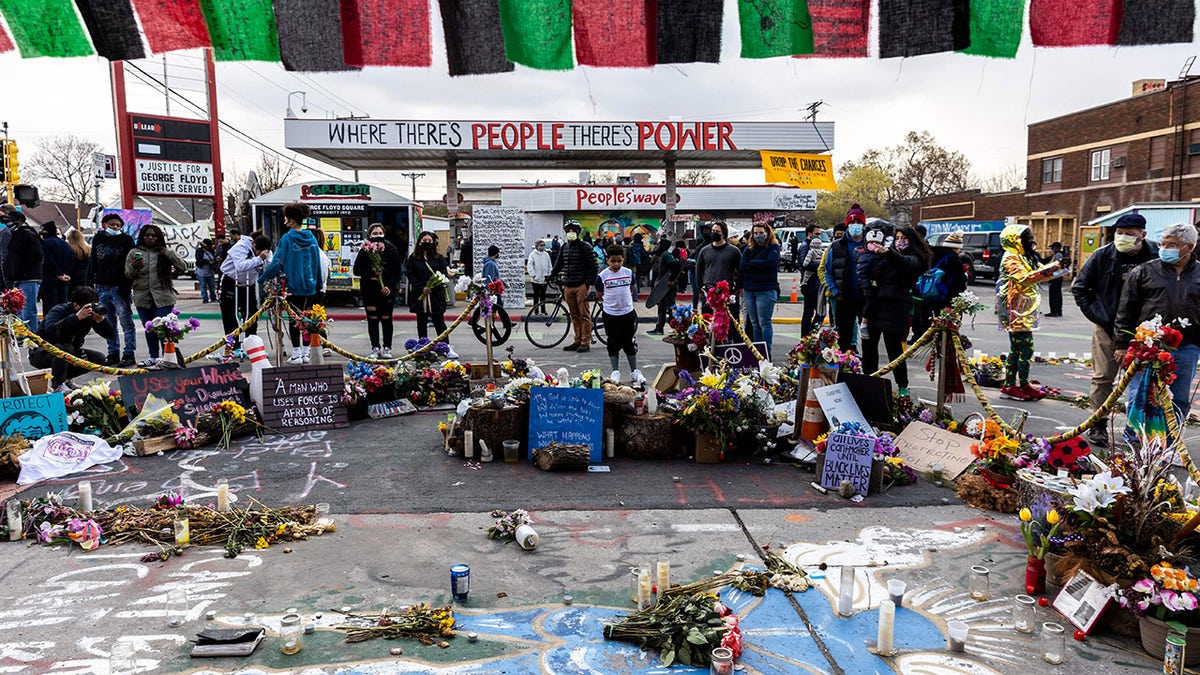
259, 365, 347, 432
119, 364, 250, 424
135, 159, 215, 197
819, 432, 875, 495
527, 387, 603, 463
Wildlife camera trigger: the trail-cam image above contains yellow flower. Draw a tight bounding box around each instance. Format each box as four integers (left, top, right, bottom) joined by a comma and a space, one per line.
1019, 508, 1032, 522
254, 537, 269, 549
699, 372, 723, 388
437, 421, 448, 432
1046, 510, 1060, 525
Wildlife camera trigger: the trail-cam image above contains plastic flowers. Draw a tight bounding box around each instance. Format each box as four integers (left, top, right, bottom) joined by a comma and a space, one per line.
295, 304, 329, 337
486, 509, 530, 542
0, 288, 26, 315
704, 281, 732, 342
144, 309, 200, 343
1119, 562, 1200, 626
1018, 506, 1061, 559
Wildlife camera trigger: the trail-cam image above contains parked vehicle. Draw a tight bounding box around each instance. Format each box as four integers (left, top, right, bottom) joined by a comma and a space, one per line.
778, 227, 831, 272
959, 230, 1004, 284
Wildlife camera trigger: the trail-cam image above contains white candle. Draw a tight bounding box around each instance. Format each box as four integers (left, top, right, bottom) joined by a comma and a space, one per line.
216, 481, 230, 512
78, 481, 93, 512
838, 566, 855, 616
656, 558, 670, 597
605, 429, 615, 458
464, 431, 475, 459
877, 599, 895, 655
6, 500, 20, 541
637, 568, 653, 610
646, 388, 658, 415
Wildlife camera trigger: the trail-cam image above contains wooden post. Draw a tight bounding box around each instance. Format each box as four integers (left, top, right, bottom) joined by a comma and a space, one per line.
935, 329, 949, 419
790, 365, 811, 443
485, 311, 495, 384
0, 331, 10, 399
274, 301, 285, 365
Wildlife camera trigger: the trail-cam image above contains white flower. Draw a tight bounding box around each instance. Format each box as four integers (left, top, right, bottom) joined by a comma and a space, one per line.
1179, 317, 1193, 328
820, 347, 836, 362
758, 360, 781, 385
1091, 471, 1131, 496
1070, 483, 1102, 514
454, 276, 472, 293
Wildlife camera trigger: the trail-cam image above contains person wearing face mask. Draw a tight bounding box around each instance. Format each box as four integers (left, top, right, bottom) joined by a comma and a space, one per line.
125, 224, 188, 367
88, 213, 137, 366
823, 206, 868, 351
740, 223, 781, 356
549, 219, 599, 352
1072, 213, 1157, 449
354, 223, 402, 358
858, 226, 930, 397
996, 224, 1064, 402
526, 239, 552, 313
405, 231, 455, 355
695, 221, 742, 319
1115, 222, 1200, 421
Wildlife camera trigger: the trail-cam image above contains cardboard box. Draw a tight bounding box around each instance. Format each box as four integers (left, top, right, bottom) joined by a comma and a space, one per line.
2, 369, 51, 397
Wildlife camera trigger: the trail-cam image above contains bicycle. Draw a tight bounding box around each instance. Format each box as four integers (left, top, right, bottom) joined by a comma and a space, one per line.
523, 281, 607, 349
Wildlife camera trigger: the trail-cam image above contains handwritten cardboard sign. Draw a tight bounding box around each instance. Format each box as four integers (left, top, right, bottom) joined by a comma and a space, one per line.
0, 393, 68, 440
527, 387, 603, 463
892, 421, 976, 477
820, 432, 875, 494
258, 365, 347, 432
119, 363, 251, 424
813, 382, 871, 431
472, 206, 527, 309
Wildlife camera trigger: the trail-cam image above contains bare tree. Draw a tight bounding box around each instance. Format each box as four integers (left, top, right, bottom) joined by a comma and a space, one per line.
977, 162, 1027, 193
676, 169, 715, 185
24, 135, 100, 208
256, 151, 301, 192
845, 131, 972, 220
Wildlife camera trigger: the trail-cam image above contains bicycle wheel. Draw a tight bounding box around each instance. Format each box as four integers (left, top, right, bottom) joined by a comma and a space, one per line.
591, 307, 607, 345
524, 300, 571, 349
472, 306, 512, 346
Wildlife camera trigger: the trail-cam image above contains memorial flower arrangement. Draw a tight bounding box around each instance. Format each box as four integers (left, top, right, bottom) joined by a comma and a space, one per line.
359, 239, 385, 277
293, 304, 330, 338
144, 309, 200, 343
408, 362, 470, 407
404, 337, 451, 367
1019, 504, 1062, 560
109, 396, 180, 445
786, 327, 862, 373
456, 274, 505, 317
873, 432, 919, 485
0, 288, 26, 316
704, 281, 733, 342
64, 380, 126, 438
486, 508, 530, 542
213, 400, 247, 449
154, 491, 185, 509
665, 304, 711, 349
604, 591, 742, 668
1123, 315, 1186, 384
344, 361, 400, 405
37, 515, 104, 550
1119, 562, 1200, 628
970, 355, 1006, 387
667, 370, 767, 442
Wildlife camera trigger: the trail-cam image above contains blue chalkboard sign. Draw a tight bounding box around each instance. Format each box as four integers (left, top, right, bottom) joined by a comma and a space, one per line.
527, 388, 604, 463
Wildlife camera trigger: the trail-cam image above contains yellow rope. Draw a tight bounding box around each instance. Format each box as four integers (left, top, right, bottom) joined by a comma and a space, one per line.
730, 317, 766, 362
951, 332, 1021, 437
870, 322, 939, 377
1159, 384, 1200, 485
182, 297, 275, 363
1043, 362, 1140, 444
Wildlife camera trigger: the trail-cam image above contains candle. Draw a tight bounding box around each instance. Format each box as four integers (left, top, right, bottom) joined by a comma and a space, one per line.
887, 579, 906, 608
173, 518, 190, 546
838, 566, 855, 617
969, 565, 989, 601
464, 431, 475, 459
637, 567, 653, 610
877, 599, 895, 655
1041, 622, 1065, 664
656, 555, 670, 600
606, 429, 615, 458
78, 481, 93, 512
645, 388, 658, 415
6, 500, 21, 541
216, 480, 229, 513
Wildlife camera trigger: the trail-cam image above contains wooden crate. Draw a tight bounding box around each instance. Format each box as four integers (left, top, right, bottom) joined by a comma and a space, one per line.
133, 435, 177, 456
1, 369, 51, 398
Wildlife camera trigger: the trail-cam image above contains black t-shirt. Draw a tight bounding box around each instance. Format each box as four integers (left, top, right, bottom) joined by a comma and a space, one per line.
1116, 247, 1156, 284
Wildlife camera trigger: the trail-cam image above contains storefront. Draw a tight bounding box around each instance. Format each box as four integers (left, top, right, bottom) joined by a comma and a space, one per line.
251, 182, 420, 296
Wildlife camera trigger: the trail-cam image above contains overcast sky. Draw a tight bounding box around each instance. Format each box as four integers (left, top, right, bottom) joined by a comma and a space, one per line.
2, 1, 1198, 203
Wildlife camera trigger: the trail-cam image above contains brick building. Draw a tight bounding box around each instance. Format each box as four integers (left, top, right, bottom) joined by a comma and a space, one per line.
914, 77, 1200, 232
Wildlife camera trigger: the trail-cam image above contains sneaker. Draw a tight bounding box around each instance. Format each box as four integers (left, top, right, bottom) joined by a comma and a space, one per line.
631, 369, 647, 387
446, 345, 459, 359
120, 355, 136, 367
322, 347, 332, 357
286, 352, 305, 365
105, 354, 119, 366
54, 381, 76, 394
999, 385, 1031, 401
138, 358, 158, 368
369, 347, 380, 359
647, 328, 664, 335
576, 345, 590, 353
1021, 384, 1047, 400
563, 343, 580, 352
610, 370, 622, 383
898, 387, 910, 397
1086, 425, 1111, 450
380, 348, 393, 359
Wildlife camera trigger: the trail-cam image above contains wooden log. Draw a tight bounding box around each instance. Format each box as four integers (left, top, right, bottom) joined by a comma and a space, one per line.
616, 414, 688, 459
532, 442, 591, 471
461, 403, 528, 456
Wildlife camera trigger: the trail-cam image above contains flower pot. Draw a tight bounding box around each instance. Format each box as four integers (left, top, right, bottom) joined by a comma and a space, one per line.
981, 467, 1015, 487
1140, 615, 1200, 666
1024, 556, 1046, 595
695, 433, 724, 464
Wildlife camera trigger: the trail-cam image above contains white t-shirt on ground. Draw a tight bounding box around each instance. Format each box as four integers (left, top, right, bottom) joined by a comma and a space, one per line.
599, 266, 634, 315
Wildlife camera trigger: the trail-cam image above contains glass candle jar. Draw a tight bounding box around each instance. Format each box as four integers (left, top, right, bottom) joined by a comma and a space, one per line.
656, 554, 671, 600
173, 518, 190, 546
968, 565, 989, 601
710, 646, 734, 675
1042, 622, 1065, 664
6, 500, 21, 541
637, 566, 653, 610
280, 613, 303, 654
1012, 594, 1036, 633
166, 590, 188, 627
629, 567, 641, 605
837, 566, 855, 617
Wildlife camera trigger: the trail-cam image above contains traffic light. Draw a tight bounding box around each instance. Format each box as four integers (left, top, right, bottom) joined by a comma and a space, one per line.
1, 140, 18, 185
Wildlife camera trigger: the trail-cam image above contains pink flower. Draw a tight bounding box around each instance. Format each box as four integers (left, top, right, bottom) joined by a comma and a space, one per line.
1132, 579, 1156, 593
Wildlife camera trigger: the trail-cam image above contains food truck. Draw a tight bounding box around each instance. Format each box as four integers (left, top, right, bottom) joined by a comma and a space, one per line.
251, 182, 421, 301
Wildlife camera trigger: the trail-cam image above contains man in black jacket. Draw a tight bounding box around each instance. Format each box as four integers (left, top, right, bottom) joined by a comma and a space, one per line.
6, 211, 42, 330
29, 286, 115, 392
549, 219, 599, 352
88, 213, 137, 366
1072, 213, 1158, 449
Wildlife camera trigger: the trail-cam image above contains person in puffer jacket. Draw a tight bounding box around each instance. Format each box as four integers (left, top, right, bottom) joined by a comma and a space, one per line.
258, 201, 323, 363
996, 223, 1062, 402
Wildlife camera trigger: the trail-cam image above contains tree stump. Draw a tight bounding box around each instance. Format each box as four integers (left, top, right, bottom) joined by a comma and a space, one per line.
532, 442, 591, 471
617, 414, 688, 459
462, 403, 528, 456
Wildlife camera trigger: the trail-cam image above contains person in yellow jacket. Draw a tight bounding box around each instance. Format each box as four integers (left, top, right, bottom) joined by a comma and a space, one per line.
996, 223, 1063, 402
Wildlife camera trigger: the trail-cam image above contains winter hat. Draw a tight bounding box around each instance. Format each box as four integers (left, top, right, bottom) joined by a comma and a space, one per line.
1112, 213, 1147, 230
845, 203, 867, 226
942, 230, 964, 249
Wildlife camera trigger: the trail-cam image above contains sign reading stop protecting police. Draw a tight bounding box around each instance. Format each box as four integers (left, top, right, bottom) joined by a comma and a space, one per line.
135, 159, 215, 197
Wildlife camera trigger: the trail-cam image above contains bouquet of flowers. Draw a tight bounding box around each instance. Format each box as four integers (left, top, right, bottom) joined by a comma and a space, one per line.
665, 304, 711, 350
345, 361, 399, 404
1119, 562, 1200, 630
144, 309, 200, 343
604, 592, 741, 668
970, 355, 1006, 387
786, 327, 862, 373
948, 290, 987, 318
213, 400, 248, 449
109, 394, 179, 445
294, 304, 330, 338
704, 281, 732, 342
486, 508, 530, 542
1019, 504, 1062, 559
668, 370, 769, 442
64, 380, 126, 438
426, 270, 450, 294
1123, 315, 1186, 384
359, 239, 385, 278
970, 423, 1023, 479
404, 338, 452, 367
0, 288, 26, 316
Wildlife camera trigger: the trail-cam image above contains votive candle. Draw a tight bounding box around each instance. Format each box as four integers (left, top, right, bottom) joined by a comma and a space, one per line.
6, 500, 20, 541
838, 566, 855, 617
464, 431, 475, 459
216, 480, 230, 512
656, 555, 670, 600
78, 481, 93, 512
877, 599, 895, 655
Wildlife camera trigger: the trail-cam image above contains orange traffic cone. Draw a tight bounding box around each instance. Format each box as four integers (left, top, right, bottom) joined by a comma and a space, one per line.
790, 276, 799, 303
800, 366, 828, 441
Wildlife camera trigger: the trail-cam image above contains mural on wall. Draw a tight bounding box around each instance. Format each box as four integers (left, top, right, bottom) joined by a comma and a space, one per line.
569, 212, 661, 239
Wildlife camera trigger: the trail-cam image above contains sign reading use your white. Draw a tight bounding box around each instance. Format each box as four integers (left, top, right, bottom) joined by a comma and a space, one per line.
136, 159, 215, 197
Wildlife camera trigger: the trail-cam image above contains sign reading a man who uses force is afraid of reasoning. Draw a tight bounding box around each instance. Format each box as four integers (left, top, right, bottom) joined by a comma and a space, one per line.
259, 365, 348, 432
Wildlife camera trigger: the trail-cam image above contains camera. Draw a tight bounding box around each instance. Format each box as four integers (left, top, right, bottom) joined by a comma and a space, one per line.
89, 302, 107, 316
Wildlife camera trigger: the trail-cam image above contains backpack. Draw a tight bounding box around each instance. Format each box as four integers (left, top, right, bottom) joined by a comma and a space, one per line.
915, 254, 957, 301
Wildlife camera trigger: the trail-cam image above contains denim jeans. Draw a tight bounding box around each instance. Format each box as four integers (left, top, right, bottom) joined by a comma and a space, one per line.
1170, 344, 1200, 415
137, 303, 175, 359
743, 289, 777, 356
197, 274, 216, 302
15, 280, 39, 331
97, 285, 136, 358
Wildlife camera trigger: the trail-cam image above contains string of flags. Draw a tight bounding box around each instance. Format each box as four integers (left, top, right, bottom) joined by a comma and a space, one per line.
0, 0, 1192, 74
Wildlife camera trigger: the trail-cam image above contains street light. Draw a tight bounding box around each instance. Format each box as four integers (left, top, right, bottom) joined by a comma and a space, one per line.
286, 91, 307, 118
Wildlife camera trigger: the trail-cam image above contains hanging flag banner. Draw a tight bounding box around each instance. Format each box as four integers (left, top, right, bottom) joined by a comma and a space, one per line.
760, 151, 836, 191
198, 0, 281, 61
438, 0, 514, 76
1117, 0, 1195, 46
737, 0, 814, 59
75, 0, 146, 61
131, 0, 211, 54
499, 0, 574, 70
341, 0, 431, 67
1029, 0, 1120, 47
573, 0, 655, 68
0, 0, 94, 58
274, 0, 357, 71
801, 0, 870, 58
962, 0, 1024, 58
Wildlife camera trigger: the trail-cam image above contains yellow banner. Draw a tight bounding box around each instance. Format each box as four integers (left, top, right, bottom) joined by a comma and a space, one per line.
760, 151, 836, 191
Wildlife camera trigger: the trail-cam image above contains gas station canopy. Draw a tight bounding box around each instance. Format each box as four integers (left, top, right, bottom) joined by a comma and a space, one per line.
284, 119, 835, 170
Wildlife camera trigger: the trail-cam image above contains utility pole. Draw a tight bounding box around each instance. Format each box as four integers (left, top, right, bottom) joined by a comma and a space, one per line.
804, 101, 825, 122
401, 172, 425, 201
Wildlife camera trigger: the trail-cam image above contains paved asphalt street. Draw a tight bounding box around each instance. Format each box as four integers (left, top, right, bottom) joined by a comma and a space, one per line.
0, 275, 1179, 674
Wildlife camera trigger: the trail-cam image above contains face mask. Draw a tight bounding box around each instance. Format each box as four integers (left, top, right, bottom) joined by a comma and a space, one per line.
1114, 234, 1139, 254
752, 233, 767, 244
894, 239, 910, 251
712, 231, 725, 242
421, 241, 435, 250
370, 234, 385, 241
566, 232, 578, 241
1161, 247, 1182, 264
847, 224, 863, 238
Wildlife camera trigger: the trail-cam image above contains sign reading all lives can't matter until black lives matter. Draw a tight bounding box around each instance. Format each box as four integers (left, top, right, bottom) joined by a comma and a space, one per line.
258, 365, 348, 432
820, 432, 875, 495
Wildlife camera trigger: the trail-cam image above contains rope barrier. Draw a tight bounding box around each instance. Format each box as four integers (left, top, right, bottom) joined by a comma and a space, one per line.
730, 316, 766, 362
181, 298, 276, 363
1043, 361, 1140, 445
951, 332, 1021, 437
870, 322, 939, 378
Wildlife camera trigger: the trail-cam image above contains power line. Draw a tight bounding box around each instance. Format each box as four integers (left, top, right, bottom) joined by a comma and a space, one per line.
123, 63, 344, 181
291, 71, 370, 118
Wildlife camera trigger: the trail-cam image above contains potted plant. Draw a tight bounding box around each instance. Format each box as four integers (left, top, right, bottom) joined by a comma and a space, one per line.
1018, 503, 1062, 594
1120, 562, 1200, 665
969, 422, 1021, 486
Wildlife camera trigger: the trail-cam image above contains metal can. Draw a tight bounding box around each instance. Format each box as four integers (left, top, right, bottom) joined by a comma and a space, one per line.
1165, 631, 1186, 675
450, 564, 470, 602
634, 397, 644, 415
